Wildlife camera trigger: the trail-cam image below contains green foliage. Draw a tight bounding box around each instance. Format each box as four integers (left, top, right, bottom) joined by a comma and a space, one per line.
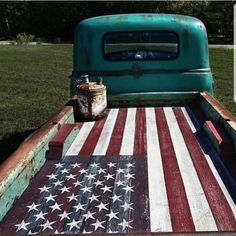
0, 1, 233, 42
16, 32, 34, 44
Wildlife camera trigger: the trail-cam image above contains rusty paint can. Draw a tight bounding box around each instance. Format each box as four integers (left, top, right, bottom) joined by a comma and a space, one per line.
77, 79, 107, 120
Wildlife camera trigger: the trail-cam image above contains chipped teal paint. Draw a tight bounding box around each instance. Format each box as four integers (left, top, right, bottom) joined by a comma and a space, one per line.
0, 109, 74, 221
71, 14, 213, 97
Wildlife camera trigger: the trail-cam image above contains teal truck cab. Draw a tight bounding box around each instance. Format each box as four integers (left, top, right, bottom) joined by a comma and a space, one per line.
0, 14, 235, 235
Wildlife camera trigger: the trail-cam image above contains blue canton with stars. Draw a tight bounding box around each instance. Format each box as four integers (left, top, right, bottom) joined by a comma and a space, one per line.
15, 156, 135, 235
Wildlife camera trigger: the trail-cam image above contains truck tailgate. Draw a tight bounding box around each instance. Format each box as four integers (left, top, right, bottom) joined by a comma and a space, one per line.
1, 106, 235, 234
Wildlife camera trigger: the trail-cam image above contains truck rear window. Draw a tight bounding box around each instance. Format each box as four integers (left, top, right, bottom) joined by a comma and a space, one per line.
104, 31, 178, 61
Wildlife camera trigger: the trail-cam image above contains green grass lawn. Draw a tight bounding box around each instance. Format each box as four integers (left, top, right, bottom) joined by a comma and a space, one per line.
0, 45, 72, 162
0, 45, 234, 163
209, 48, 235, 115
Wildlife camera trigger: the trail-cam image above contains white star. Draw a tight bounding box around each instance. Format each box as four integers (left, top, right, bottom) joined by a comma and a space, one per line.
111, 194, 122, 203
81, 186, 92, 193
116, 180, 124, 187
83, 210, 95, 220
67, 219, 81, 230
87, 173, 95, 180
121, 202, 134, 211
61, 168, 69, 174
98, 168, 106, 174
72, 163, 81, 168
126, 162, 134, 168
91, 162, 99, 168
101, 185, 112, 193
117, 168, 125, 174
59, 186, 71, 193
106, 210, 119, 220
94, 180, 103, 187
79, 168, 87, 175
89, 194, 100, 203
59, 211, 71, 220
34, 211, 47, 221
27, 202, 40, 212
73, 180, 83, 187
15, 220, 30, 232
73, 203, 86, 212
55, 163, 63, 168
49, 202, 62, 212
107, 162, 116, 168
125, 173, 135, 179
53, 180, 63, 187
91, 219, 105, 230
118, 219, 133, 230
38, 185, 51, 193
66, 174, 76, 180
45, 194, 56, 202
67, 193, 78, 202
47, 173, 57, 180
122, 185, 134, 193
41, 220, 56, 231
104, 173, 114, 180
96, 202, 108, 211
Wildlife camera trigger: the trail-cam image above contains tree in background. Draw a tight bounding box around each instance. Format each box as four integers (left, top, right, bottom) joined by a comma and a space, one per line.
0, 1, 234, 43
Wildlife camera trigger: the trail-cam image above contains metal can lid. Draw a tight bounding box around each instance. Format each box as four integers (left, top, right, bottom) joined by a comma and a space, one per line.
78, 82, 105, 91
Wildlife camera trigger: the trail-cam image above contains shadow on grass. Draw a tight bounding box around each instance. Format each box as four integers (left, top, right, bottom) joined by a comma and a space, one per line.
0, 128, 38, 165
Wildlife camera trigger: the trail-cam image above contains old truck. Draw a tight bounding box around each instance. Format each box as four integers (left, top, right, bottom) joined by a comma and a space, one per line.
0, 14, 235, 235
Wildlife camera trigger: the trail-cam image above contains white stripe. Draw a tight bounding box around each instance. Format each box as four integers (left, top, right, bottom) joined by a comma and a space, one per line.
145, 107, 172, 232
164, 107, 217, 231
181, 107, 196, 133
182, 107, 236, 218
119, 108, 136, 155
93, 109, 119, 155
65, 122, 95, 156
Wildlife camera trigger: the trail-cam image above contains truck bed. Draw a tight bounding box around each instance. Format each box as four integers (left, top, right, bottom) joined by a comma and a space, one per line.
1, 106, 236, 234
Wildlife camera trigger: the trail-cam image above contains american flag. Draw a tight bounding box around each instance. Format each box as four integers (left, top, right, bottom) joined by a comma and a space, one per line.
13, 155, 149, 235
1, 107, 236, 235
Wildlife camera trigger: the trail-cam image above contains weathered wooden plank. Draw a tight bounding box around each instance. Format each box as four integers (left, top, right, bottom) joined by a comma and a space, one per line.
174, 107, 236, 231
66, 122, 95, 156
106, 109, 127, 156
93, 109, 119, 155
155, 107, 195, 232
145, 107, 172, 232
164, 107, 217, 231
120, 108, 136, 156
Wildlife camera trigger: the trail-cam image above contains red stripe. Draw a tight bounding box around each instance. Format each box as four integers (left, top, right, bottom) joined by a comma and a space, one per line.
204, 121, 223, 143
79, 113, 108, 156
173, 107, 236, 231
106, 109, 127, 156
133, 108, 147, 156
155, 107, 195, 232
49, 124, 77, 147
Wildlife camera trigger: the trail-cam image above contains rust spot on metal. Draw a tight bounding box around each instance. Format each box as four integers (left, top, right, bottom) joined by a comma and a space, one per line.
200, 92, 236, 123
77, 82, 107, 120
